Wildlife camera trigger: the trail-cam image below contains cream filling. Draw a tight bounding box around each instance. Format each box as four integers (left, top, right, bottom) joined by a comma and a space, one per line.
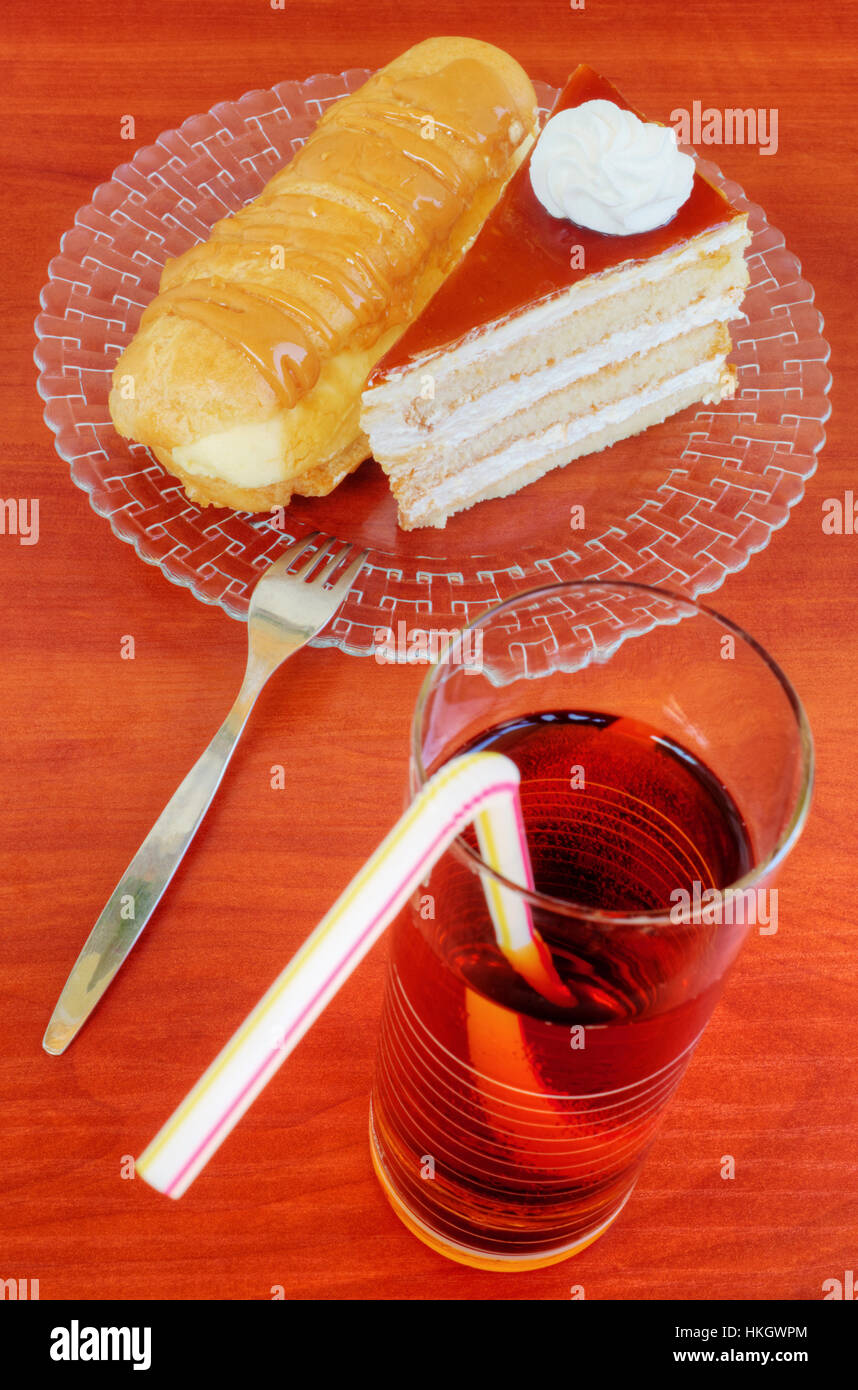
368, 292, 742, 456
403, 359, 727, 521
171, 332, 401, 490
369, 219, 748, 382
173, 416, 293, 489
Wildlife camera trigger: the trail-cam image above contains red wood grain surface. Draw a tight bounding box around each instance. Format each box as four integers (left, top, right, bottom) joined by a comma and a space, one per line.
1, 0, 855, 1301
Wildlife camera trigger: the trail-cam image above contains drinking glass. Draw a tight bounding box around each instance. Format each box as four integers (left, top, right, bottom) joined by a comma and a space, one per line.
369, 580, 813, 1271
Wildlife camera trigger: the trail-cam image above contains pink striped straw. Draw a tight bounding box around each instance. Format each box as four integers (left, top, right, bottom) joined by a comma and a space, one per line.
136, 750, 571, 1198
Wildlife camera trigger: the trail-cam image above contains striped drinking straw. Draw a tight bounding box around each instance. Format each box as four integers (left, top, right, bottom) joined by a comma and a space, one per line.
136, 750, 572, 1198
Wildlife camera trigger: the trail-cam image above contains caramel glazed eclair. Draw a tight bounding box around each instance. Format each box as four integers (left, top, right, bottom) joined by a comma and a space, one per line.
108, 38, 538, 512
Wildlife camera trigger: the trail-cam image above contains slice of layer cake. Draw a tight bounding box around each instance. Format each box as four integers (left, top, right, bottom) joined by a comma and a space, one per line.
361, 65, 751, 530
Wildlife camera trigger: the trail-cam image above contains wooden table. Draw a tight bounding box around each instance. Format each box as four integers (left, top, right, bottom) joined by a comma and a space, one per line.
2, 0, 854, 1301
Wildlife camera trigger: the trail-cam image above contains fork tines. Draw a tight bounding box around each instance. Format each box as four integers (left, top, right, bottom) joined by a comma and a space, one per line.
286, 534, 368, 590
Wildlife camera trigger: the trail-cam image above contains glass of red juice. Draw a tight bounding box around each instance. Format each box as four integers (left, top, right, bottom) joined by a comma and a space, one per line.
369, 581, 813, 1271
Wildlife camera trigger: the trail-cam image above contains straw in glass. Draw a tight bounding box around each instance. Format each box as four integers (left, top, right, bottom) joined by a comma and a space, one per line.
136, 750, 571, 1198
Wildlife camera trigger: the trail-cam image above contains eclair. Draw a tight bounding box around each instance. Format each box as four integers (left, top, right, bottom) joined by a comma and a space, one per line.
109, 38, 537, 511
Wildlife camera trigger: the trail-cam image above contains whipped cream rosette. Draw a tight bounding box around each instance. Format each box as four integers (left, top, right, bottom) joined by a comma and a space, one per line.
530, 98, 695, 235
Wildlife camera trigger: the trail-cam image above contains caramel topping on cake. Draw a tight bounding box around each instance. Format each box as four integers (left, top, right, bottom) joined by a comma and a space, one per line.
141, 57, 525, 407
370, 65, 746, 378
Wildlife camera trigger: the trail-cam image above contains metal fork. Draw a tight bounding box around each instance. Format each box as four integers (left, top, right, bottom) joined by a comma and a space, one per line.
43, 534, 368, 1056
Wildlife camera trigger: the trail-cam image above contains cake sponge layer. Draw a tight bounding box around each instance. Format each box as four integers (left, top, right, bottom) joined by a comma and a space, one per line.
401, 359, 736, 529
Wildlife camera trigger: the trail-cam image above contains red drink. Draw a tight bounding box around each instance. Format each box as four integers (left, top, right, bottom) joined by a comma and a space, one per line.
371, 711, 754, 1269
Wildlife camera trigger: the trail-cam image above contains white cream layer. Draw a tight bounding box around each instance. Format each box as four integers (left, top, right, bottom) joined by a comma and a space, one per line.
368, 291, 742, 457
403, 359, 726, 523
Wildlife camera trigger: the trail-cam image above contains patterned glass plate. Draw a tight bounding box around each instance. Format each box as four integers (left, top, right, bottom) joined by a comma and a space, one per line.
35, 72, 831, 655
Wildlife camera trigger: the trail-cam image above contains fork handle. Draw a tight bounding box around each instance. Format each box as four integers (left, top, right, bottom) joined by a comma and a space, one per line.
42, 674, 265, 1055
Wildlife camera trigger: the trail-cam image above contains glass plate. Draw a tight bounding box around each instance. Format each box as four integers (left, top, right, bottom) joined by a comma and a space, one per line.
35, 71, 831, 655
